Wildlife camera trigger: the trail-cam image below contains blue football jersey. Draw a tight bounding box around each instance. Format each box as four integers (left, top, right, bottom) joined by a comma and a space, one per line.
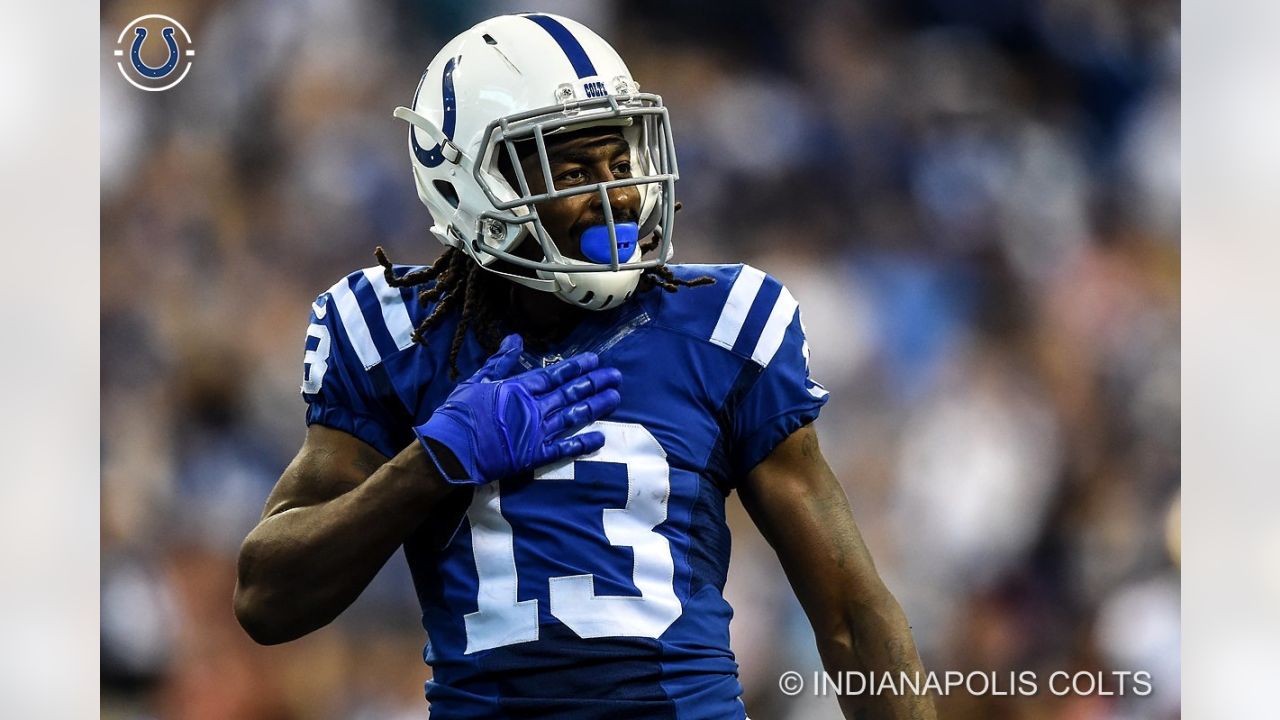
300, 263, 828, 719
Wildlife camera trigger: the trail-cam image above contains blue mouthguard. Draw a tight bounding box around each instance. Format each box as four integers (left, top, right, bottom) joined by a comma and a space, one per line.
579, 222, 639, 264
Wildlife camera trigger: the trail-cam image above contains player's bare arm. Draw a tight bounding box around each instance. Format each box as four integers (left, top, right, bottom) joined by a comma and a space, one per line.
235, 339, 621, 646
234, 425, 457, 645
742, 424, 937, 720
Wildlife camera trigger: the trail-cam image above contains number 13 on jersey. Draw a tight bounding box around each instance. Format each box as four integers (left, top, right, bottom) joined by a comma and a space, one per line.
462, 421, 682, 654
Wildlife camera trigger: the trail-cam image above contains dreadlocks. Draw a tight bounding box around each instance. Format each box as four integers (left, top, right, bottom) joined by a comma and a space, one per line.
374, 243, 714, 378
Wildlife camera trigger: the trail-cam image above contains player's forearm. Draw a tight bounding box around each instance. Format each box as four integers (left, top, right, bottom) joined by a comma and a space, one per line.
816, 591, 937, 720
234, 442, 454, 644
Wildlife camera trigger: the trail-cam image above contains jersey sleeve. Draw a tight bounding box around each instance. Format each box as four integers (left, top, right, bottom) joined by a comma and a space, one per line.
720, 270, 830, 475
299, 278, 405, 458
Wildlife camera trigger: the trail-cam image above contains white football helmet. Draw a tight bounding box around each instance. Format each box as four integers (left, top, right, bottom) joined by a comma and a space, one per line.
395, 13, 679, 311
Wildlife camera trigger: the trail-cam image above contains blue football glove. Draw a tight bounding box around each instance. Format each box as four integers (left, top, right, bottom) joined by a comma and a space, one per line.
413, 334, 622, 485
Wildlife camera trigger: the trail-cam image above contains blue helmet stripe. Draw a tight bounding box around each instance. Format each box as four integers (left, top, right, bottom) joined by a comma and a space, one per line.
523, 14, 597, 79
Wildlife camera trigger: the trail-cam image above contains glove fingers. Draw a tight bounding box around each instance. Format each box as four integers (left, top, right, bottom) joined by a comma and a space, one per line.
536, 431, 607, 466
471, 334, 523, 382
536, 367, 622, 416
546, 352, 600, 386
520, 352, 600, 395
490, 347, 523, 381
542, 388, 622, 439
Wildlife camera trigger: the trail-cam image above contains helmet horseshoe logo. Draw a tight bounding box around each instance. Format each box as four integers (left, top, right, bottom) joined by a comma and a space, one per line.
130, 27, 180, 79
410, 57, 460, 168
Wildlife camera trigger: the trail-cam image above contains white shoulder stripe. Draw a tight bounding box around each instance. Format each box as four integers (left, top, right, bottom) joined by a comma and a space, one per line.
750, 286, 799, 367
362, 267, 416, 352
328, 277, 381, 370
709, 265, 766, 350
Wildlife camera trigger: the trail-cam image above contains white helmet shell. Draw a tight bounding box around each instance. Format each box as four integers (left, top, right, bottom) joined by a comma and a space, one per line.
396, 13, 679, 311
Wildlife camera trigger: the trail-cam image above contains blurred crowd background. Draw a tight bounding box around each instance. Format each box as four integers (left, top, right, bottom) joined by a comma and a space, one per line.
100, 0, 1180, 718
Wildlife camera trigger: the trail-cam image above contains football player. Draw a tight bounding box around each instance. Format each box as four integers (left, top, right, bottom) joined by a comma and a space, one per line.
234, 13, 936, 720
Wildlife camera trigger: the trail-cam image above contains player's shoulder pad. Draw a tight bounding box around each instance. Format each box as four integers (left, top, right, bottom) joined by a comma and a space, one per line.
653, 263, 801, 369
309, 263, 430, 372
